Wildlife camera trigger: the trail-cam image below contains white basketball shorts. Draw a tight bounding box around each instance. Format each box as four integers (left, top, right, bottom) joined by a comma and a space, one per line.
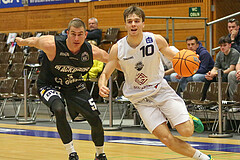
133, 80, 190, 133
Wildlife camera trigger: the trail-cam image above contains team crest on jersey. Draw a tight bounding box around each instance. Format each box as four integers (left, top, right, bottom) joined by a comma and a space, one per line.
146, 37, 153, 43
135, 61, 144, 71
81, 52, 89, 62
135, 73, 148, 85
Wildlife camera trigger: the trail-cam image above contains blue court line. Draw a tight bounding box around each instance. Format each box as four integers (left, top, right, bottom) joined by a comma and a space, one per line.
0, 127, 240, 153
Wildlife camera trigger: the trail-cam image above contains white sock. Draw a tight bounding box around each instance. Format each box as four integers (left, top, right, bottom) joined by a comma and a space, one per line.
95, 146, 104, 156
64, 141, 76, 155
193, 150, 210, 160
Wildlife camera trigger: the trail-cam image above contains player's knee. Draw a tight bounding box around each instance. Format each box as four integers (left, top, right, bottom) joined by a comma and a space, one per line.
87, 115, 102, 127
51, 100, 66, 117
175, 120, 194, 137
177, 127, 194, 137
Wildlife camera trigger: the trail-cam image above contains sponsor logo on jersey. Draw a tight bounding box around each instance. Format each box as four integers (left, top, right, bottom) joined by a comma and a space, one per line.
81, 52, 89, 62
76, 83, 86, 92
55, 76, 84, 85
69, 57, 79, 61
123, 56, 134, 60
60, 52, 70, 57
146, 37, 153, 43
55, 65, 90, 73
133, 83, 159, 90
135, 61, 144, 71
135, 73, 148, 85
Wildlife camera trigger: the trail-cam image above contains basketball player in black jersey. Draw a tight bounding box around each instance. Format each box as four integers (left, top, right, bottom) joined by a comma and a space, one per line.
16, 18, 108, 160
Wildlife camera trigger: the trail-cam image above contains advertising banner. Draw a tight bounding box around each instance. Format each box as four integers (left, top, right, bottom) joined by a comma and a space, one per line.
28, 0, 75, 6
0, 0, 23, 8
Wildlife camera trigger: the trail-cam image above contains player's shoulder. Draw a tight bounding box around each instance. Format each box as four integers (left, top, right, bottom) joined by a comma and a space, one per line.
111, 43, 119, 52
153, 33, 164, 41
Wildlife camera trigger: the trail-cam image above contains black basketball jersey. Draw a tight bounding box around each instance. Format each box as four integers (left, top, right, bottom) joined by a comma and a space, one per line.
37, 35, 93, 89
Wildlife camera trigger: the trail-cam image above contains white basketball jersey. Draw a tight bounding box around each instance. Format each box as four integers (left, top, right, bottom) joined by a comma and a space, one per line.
117, 32, 165, 103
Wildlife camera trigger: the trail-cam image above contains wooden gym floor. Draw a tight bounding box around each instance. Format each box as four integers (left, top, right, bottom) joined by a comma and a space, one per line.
0, 119, 240, 160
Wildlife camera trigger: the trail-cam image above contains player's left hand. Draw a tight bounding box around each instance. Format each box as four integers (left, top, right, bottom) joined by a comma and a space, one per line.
99, 86, 110, 97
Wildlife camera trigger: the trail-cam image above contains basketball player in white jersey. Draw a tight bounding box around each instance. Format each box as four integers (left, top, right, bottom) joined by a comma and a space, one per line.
98, 5, 214, 160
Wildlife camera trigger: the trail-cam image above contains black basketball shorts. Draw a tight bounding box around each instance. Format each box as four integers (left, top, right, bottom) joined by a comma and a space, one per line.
38, 86, 100, 120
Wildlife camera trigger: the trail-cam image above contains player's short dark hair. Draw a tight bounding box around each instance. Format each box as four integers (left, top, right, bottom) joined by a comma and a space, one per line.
228, 18, 239, 26
123, 5, 145, 22
218, 36, 231, 45
68, 18, 86, 31
186, 36, 199, 43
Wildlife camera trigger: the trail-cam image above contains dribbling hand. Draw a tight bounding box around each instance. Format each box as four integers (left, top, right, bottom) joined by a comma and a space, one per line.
99, 86, 110, 97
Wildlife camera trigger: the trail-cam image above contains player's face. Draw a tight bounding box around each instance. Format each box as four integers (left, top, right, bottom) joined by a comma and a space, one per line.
186, 39, 199, 52
220, 43, 231, 55
67, 26, 87, 49
228, 22, 239, 34
125, 14, 144, 36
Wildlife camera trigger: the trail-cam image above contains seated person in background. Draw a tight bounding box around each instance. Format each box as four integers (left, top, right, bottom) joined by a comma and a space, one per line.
202, 36, 239, 100
227, 18, 240, 53
87, 17, 102, 46
228, 56, 240, 101
161, 37, 179, 81
170, 36, 214, 95
60, 29, 68, 36
83, 60, 104, 101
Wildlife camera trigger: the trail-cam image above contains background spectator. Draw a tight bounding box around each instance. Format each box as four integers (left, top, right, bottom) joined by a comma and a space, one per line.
170, 36, 214, 95
202, 36, 239, 100
87, 17, 102, 46
228, 56, 240, 100
227, 18, 240, 52
83, 60, 104, 102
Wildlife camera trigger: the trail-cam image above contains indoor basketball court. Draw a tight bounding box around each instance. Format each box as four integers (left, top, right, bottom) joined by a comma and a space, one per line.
0, 120, 239, 160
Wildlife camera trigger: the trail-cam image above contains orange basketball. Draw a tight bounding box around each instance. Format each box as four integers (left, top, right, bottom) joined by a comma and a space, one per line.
172, 49, 200, 77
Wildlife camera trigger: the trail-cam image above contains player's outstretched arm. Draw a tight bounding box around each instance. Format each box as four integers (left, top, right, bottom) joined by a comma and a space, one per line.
16, 35, 56, 61
91, 44, 109, 63
98, 43, 119, 97
154, 34, 176, 61
92, 44, 122, 71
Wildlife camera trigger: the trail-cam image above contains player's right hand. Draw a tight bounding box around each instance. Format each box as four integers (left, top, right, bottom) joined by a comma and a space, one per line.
99, 86, 110, 97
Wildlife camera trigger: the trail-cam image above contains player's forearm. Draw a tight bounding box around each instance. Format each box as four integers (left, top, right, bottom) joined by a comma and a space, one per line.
165, 68, 174, 75
16, 37, 39, 47
98, 73, 109, 88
